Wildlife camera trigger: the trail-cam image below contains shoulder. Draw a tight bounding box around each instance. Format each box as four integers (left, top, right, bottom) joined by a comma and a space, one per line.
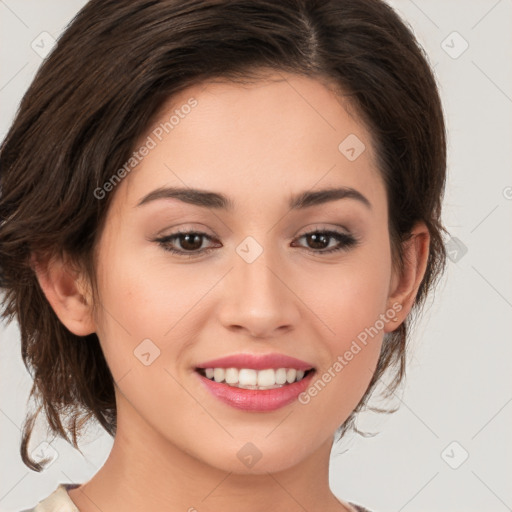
19, 483, 81, 512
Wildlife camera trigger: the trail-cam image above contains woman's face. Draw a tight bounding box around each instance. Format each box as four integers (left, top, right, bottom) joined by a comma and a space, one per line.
91, 72, 401, 474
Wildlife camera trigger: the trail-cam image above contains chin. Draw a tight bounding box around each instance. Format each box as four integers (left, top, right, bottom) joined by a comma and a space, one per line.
192, 436, 317, 476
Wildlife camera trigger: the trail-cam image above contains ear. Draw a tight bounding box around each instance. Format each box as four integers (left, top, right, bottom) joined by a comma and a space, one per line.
31, 252, 96, 336
384, 221, 430, 331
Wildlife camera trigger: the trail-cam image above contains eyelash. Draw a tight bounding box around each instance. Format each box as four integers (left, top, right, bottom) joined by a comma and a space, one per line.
154, 228, 359, 259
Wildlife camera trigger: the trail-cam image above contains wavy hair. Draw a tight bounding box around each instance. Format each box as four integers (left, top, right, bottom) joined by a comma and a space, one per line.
0, 0, 447, 470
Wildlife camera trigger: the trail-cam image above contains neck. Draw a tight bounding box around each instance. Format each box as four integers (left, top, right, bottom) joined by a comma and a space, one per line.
68, 392, 354, 512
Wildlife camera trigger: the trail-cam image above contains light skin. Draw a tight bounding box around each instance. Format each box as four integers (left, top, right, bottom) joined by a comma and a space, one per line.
34, 71, 430, 512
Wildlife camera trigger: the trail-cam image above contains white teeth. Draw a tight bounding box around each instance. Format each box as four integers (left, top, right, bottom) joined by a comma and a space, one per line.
225, 367, 238, 384
286, 368, 297, 383
275, 368, 287, 385
213, 368, 225, 383
200, 367, 310, 388
238, 369, 257, 386
257, 369, 276, 387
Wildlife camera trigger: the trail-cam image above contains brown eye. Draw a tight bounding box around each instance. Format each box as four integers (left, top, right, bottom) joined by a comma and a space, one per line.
155, 230, 219, 258
154, 228, 358, 259
292, 230, 358, 253
174, 233, 204, 251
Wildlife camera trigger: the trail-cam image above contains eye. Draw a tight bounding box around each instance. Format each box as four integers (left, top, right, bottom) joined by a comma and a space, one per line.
154, 229, 219, 259
291, 229, 359, 253
153, 228, 359, 258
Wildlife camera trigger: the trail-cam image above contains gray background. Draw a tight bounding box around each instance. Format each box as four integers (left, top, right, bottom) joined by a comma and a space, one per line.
1, 1, 511, 511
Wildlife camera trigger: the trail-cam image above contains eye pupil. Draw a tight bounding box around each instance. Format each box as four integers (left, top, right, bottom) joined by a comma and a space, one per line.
307, 233, 329, 249
180, 233, 203, 251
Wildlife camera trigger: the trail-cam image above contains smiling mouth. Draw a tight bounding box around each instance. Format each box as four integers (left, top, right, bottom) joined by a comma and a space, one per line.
195, 367, 315, 390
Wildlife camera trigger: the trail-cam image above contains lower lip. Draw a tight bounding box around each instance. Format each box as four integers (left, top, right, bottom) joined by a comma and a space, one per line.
195, 370, 315, 411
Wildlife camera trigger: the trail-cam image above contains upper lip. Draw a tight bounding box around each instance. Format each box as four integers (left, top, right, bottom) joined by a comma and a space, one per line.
195, 353, 315, 371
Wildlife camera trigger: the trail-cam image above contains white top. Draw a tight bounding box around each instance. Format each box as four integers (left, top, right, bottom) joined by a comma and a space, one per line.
22, 482, 370, 512
22, 484, 80, 512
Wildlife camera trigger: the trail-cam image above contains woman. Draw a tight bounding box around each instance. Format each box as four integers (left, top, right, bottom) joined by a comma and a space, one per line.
0, 0, 447, 511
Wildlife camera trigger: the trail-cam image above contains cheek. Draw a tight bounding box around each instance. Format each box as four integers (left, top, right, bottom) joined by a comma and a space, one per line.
301, 237, 392, 411
92, 238, 217, 379
302, 241, 392, 348
297, 273, 388, 431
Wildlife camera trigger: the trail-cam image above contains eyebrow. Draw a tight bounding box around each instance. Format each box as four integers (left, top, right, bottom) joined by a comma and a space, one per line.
136, 185, 372, 211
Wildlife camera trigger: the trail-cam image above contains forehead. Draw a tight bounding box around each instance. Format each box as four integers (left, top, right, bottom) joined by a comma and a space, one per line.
115, 71, 385, 214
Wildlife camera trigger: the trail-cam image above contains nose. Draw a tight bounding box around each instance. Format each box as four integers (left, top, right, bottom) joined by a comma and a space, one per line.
216, 243, 301, 339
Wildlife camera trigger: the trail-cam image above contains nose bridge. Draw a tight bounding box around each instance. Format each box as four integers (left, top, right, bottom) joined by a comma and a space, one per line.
218, 233, 300, 337
238, 234, 281, 296
235, 233, 287, 307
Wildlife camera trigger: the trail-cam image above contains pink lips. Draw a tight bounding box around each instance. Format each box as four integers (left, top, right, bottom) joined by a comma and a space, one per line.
194, 353, 316, 412
196, 371, 315, 411
195, 353, 314, 371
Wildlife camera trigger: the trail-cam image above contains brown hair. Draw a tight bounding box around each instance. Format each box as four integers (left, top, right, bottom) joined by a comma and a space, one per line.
0, 0, 447, 471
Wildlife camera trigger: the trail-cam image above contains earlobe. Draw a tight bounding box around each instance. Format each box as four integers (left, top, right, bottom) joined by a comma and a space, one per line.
385, 222, 430, 330
31, 252, 96, 336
